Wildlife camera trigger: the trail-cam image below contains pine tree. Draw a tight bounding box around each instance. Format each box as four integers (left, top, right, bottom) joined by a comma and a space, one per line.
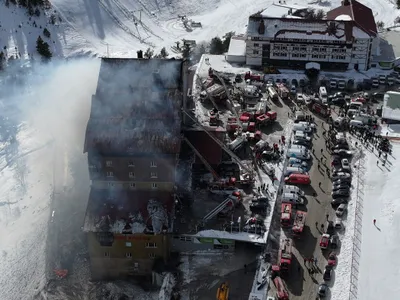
397, 0, 400, 9
160, 47, 168, 58
0, 51, 5, 70
43, 28, 51, 38
222, 32, 234, 52
36, 36, 52, 59
210, 37, 224, 55
144, 47, 154, 59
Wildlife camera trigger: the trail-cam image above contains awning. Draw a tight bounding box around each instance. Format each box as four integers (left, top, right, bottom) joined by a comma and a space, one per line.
306, 62, 321, 70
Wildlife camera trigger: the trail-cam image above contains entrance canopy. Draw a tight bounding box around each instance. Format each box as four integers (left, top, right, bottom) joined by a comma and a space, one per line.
305, 62, 321, 70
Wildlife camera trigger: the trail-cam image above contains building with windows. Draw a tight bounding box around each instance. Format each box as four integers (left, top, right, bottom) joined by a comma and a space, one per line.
83, 57, 188, 280
245, 0, 377, 71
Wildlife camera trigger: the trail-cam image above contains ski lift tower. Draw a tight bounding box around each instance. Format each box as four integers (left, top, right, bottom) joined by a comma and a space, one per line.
132, 9, 143, 26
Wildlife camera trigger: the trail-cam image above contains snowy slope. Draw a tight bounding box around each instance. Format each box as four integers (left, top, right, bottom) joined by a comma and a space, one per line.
1, 0, 396, 59
0, 59, 99, 300
357, 143, 400, 299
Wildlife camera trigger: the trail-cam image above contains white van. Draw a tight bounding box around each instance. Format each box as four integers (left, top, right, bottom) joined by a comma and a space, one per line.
294, 131, 312, 142
284, 167, 306, 176
287, 148, 311, 160
293, 123, 313, 134
372, 77, 379, 88
338, 80, 346, 90
284, 185, 305, 196
319, 86, 328, 103
281, 193, 304, 205
330, 79, 337, 89
349, 119, 364, 128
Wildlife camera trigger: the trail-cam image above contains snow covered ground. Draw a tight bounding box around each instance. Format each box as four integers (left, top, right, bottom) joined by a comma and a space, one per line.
356, 142, 400, 299
0, 59, 98, 300
1, 0, 399, 58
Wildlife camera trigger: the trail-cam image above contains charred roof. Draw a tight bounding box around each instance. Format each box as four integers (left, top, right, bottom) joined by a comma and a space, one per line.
84, 58, 184, 155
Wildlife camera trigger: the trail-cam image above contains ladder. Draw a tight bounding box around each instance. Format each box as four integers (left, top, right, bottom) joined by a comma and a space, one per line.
203, 198, 233, 222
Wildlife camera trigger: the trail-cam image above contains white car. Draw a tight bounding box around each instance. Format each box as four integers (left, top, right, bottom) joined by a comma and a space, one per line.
296, 93, 304, 103
336, 203, 347, 216
341, 158, 351, 171
334, 218, 344, 230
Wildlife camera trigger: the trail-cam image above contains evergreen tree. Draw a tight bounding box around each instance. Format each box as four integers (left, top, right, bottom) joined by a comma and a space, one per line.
209, 37, 224, 55
160, 47, 168, 58
144, 47, 154, 59
0, 51, 5, 70
43, 28, 51, 38
182, 43, 191, 60
222, 32, 234, 52
36, 36, 52, 59
397, 0, 400, 9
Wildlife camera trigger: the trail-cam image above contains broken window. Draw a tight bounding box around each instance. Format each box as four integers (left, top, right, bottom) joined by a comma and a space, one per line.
106, 160, 112, 167
145, 242, 157, 248
129, 172, 135, 178
151, 183, 158, 189
150, 172, 158, 178
150, 161, 157, 167
106, 171, 114, 177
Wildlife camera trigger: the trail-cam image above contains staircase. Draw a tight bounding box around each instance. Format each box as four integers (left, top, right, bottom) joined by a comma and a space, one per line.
202, 198, 233, 222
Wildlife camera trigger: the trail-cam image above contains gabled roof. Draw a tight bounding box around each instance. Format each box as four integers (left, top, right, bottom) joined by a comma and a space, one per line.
326, 0, 377, 37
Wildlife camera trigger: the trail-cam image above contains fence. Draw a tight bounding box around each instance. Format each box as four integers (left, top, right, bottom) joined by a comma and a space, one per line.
348, 150, 366, 300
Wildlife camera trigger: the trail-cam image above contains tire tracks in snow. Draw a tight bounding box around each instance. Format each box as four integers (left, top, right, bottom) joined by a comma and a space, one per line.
97, 0, 155, 47
110, 0, 164, 41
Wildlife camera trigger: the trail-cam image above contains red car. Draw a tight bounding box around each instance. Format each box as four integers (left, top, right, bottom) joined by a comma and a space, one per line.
328, 252, 337, 266
320, 234, 330, 249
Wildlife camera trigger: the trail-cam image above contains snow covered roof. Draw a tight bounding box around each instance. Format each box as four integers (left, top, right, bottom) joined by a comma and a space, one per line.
227, 38, 246, 57
247, 17, 360, 41
383, 91, 400, 121
260, 5, 293, 18
335, 14, 352, 21
83, 190, 175, 234
84, 58, 184, 155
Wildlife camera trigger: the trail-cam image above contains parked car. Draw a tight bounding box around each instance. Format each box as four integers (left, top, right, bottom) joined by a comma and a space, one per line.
373, 92, 384, 101
318, 283, 328, 298
333, 178, 352, 185
332, 185, 350, 192
326, 221, 335, 235
333, 149, 353, 158
328, 252, 337, 266
330, 235, 339, 249
331, 156, 342, 166
293, 139, 311, 148
331, 198, 349, 206
336, 204, 347, 216
334, 218, 344, 230
250, 201, 268, 211
332, 189, 350, 198
341, 158, 351, 172
332, 172, 351, 181
323, 265, 333, 281
332, 144, 349, 151
320, 234, 330, 249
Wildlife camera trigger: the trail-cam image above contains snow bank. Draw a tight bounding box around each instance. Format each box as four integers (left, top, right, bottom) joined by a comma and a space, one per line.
158, 273, 176, 300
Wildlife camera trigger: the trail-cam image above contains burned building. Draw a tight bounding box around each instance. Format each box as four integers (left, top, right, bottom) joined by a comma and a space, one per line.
83, 57, 188, 280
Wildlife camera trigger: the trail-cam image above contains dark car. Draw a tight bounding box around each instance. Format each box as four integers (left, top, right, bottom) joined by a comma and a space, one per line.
373, 92, 384, 101
333, 177, 352, 185
250, 202, 268, 211
332, 185, 350, 192
293, 139, 311, 148
333, 149, 353, 158
318, 283, 328, 298
331, 97, 347, 107
330, 235, 339, 249
332, 190, 350, 199
332, 143, 349, 150
323, 265, 333, 281
331, 157, 341, 166
331, 197, 349, 206
326, 221, 335, 235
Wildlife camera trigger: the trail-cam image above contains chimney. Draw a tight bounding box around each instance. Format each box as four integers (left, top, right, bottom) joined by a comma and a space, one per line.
137, 50, 143, 59
342, 0, 350, 6
258, 20, 265, 35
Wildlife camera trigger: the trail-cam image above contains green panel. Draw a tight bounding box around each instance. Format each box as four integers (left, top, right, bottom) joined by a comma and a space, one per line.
197, 238, 214, 244
217, 239, 234, 245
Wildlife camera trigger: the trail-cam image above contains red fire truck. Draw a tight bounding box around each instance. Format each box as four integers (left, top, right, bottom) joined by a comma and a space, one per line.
280, 203, 292, 227
279, 238, 292, 272
292, 210, 307, 238
277, 84, 289, 100
273, 276, 289, 300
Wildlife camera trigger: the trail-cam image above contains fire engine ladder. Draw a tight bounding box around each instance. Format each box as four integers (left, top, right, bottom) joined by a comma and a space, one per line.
211, 70, 243, 128
183, 137, 220, 181
182, 110, 255, 179
203, 197, 233, 222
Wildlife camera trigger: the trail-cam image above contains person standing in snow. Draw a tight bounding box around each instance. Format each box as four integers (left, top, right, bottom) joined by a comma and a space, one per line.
373, 219, 376, 225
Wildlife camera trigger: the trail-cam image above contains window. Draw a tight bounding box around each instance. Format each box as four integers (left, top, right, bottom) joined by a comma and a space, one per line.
151, 183, 158, 189
128, 161, 135, 167
254, 43, 259, 47
145, 242, 157, 248
106, 161, 112, 167
126, 242, 132, 247
150, 161, 157, 167
150, 172, 158, 178
104, 252, 110, 257
253, 50, 259, 54
108, 182, 115, 188
129, 172, 135, 178
149, 253, 156, 258
129, 182, 136, 189
106, 171, 114, 177
126, 252, 132, 258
